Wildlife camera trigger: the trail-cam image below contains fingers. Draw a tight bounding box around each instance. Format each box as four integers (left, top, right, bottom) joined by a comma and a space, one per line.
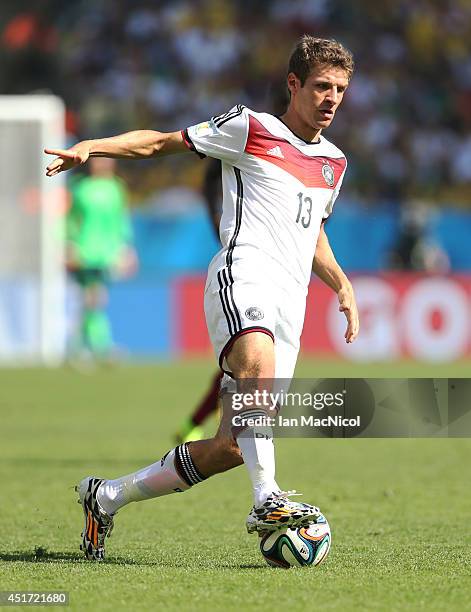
44, 148, 76, 158
46, 158, 66, 177
344, 317, 359, 343
338, 287, 359, 343
44, 148, 81, 176
345, 322, 359, 343
341, 305, 360, 343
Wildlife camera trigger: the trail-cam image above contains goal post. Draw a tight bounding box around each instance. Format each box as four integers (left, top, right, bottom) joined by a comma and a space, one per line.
0, 95, 66, 364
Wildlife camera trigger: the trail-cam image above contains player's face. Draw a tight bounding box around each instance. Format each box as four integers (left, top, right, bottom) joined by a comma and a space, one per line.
288, 65, 349, 131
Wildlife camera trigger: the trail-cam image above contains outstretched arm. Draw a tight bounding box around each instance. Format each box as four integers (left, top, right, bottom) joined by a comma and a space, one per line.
45, 130, 186, 176
313, 222, 359, 343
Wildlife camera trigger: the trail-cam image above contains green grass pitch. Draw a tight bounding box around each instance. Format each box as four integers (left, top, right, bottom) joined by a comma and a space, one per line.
1, 359, 470, 611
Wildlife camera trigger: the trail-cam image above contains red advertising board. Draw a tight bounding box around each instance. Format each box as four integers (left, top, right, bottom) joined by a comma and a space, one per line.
176, 274, 471, 361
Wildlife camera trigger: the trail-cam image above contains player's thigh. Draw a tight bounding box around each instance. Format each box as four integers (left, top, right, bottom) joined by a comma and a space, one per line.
216, 336, 276, 441
226, 331, 275, 379
204, 274, 276, 376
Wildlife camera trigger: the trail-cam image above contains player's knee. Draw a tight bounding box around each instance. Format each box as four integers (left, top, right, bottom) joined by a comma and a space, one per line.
233, 349, 274, 379
237, 358, 263, 379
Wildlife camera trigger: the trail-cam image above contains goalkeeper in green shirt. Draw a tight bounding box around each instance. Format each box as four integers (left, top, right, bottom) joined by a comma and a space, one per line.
67, 157, 137, 358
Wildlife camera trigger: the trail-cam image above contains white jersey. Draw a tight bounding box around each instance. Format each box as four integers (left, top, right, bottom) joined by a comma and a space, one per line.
182, 105, 347, 290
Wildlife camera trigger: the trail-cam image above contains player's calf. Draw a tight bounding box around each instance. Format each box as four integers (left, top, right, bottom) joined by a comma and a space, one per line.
187, 435, 243, 476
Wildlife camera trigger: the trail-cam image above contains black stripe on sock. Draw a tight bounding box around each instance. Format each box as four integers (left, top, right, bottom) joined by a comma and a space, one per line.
182, 443, 207, 483
174, 445, 195, 487
181, 444, 201, 484
238, 410, 269, 419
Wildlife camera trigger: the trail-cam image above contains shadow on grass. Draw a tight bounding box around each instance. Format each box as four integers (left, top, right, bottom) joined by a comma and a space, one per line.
233, 563, 268, 570
0, 548, 139, 566
0, 548, 268, 570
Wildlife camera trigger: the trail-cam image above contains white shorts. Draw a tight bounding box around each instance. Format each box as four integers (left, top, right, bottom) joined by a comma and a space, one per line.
204, 258, 307, 382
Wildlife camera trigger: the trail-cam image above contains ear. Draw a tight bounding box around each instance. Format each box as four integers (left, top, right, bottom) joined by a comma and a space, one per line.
286, 72, 301, 97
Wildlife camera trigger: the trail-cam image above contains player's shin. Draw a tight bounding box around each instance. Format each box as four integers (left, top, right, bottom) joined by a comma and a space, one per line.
232, 413, 280, 506
96, 443, 206, 515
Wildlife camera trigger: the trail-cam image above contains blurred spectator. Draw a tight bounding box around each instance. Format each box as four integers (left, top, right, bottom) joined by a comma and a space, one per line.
389, 201, 450, 272
1, 1, 60, 93
1, 0, 470, 206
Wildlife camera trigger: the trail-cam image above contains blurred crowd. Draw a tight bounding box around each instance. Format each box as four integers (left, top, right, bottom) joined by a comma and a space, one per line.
1, 0, 471, 205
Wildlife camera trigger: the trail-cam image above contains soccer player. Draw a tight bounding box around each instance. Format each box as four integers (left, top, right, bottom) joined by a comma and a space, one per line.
45, 36, 359, 561
67, 157, 137, 360
175, 81, 290, 444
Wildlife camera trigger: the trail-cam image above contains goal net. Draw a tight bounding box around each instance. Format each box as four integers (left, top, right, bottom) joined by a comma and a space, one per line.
0, 96, 66, 364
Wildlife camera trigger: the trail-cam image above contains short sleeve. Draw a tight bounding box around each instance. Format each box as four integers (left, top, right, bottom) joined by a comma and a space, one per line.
323, 161, 347, 219
182, 105, 249, 163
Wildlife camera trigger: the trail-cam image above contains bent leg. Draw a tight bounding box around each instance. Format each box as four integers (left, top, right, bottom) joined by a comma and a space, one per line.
97, 392, 245, 516
225, 332, 280, 506
189, 331, 275, 477
97, 332, 277, 517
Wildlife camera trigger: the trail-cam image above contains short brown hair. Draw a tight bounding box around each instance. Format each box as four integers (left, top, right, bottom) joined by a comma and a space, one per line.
288, 35, 354, 85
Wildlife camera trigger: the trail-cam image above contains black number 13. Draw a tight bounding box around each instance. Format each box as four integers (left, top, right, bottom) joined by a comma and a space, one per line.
296, 192, 312, 228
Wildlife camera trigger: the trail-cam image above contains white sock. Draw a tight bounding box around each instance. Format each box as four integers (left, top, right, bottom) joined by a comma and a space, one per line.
236, 423, 280, 507
96, 444, 204, 515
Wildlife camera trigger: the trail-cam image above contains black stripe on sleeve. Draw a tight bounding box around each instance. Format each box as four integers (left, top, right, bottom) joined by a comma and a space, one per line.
182, 128, 206, 159
213, 105, 245, 128
212, 105, 240, 125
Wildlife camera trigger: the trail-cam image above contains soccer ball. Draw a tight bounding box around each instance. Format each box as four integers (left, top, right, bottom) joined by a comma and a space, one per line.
259, 514, 331, 569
